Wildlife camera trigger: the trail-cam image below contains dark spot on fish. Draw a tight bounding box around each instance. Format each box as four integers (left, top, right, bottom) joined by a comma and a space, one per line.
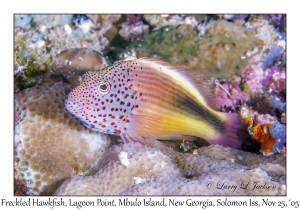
179, 95, 226, 133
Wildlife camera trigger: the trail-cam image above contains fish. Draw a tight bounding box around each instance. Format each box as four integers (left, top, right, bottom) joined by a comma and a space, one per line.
65, 57, 250, 149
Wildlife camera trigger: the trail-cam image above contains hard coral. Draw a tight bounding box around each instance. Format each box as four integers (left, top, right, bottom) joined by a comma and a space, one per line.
14, 83, 112, 195
55, 142, 285, 195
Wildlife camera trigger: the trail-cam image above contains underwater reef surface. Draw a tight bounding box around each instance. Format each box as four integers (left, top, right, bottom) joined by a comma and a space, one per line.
14, 84, 285, 195
14, 14, 286, 195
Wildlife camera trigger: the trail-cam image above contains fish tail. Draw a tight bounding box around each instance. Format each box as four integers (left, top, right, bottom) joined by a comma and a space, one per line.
209, 113, 258, 151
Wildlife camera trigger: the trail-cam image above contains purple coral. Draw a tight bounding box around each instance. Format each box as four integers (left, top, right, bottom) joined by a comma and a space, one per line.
270, 122, 286, 154
214, 80, 249, 112
241, 55, 286, 97
223, 14, 249, 20
262, 67, 286, 96
127, 14, 144, 25
119, 15, 149, 40
261, 46, 284, 69
241, 55, 264, 95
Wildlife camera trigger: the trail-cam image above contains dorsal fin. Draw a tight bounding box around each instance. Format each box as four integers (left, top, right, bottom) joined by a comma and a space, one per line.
137, 57, 219, 111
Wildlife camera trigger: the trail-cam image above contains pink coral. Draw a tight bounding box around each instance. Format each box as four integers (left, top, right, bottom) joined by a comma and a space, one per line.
241, 55, 264, 95
262, 67, 286, 96
215, 80, 249, 112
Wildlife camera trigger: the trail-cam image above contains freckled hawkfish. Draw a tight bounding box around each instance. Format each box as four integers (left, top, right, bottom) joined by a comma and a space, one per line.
65, 57, 249, 149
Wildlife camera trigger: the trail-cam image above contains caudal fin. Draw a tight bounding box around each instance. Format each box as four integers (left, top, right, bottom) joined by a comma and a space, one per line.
210, 113, 260, 152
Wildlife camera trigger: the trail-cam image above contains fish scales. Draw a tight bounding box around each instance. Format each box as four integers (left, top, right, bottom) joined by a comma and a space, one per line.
65, 57, 249, 149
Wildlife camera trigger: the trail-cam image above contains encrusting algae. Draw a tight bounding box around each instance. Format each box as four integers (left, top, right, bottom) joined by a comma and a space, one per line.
66, 57, 253, 150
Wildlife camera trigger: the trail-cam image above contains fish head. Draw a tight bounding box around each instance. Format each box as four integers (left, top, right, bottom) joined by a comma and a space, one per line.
65, 67, 137, 135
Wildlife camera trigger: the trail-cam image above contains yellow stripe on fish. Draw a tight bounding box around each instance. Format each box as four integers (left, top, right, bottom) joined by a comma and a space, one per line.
65, 57, 250, 149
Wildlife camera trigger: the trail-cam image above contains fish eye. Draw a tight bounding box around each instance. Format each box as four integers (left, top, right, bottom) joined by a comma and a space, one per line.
98, 81, 110, 95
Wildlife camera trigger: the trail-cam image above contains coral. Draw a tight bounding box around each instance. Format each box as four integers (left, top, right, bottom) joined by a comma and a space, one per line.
270, 96, 286, 112
14, 83, 112, 195
143, 14, 198, 30
214, 57, 285, 112
14, 15, 113, 90
127, 20, 263, 79
261, 14, 286, 38
119, 20, 149, 41
269, 123, 286, 154
245, 17, 284, 46
239, 106, 285, 156
261, 45, 284, 69
13, 14, 286, 196
55, 142, 285, 195
214, 79, 250, 112
220, 14, 249, 20
54, 48, 108, 86
262, 67, 286, 96
72, 14, 95, 33
14, 178, 29, 196
241, 54, 265, 96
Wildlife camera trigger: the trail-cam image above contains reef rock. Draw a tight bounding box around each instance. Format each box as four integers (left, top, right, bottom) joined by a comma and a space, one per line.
14, 83, 111, 195
54, 48, 108, 86
55, 141, 285, 195
128, 20, 263, 79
